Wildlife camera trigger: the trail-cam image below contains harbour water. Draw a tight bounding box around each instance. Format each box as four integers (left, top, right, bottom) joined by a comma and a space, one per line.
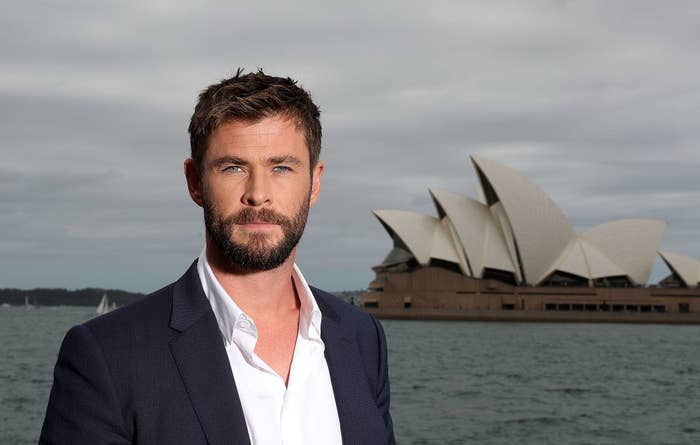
1, 306, 700, 444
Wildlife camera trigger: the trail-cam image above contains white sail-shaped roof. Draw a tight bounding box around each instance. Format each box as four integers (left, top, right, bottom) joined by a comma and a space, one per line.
546, 239, 589, 280
579, 239, 627, 279
488, 202, 520, 279
373, 210, 461, 267
372, 156, 671, 289
429, 189, 513, 277
658, 251, 700, 288
471, 156, 576, 284
373, 210, 435, 264
441, 217, 472, 276
430, 218, 462, 265
541, 238, 628, 283
581, 219, 665, 285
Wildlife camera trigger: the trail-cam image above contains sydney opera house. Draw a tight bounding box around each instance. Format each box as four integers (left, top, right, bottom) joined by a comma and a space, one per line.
363, 156, 700, 323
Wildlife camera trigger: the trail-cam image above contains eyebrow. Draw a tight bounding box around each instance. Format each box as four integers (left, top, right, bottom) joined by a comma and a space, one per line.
267, 155, 303, 166
211, 155, 303, 167
211, 156, 248, 167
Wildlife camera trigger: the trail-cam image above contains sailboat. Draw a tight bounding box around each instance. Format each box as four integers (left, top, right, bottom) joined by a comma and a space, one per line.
24, 296, 34, 309
96, 294, 113, 315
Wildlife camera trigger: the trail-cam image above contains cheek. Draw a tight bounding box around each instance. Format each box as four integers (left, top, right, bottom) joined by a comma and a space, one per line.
285, 184, 312, 209
204, 179, 240, 203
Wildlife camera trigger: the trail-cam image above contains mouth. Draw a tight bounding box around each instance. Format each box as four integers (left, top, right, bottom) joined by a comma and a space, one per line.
237, 221, 280, 231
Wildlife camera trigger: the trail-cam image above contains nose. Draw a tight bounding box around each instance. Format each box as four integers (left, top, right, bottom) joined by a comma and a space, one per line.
241, 170, 270, 207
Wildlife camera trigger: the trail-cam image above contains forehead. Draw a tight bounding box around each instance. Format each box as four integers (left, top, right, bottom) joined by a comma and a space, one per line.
206, 116, 308, 162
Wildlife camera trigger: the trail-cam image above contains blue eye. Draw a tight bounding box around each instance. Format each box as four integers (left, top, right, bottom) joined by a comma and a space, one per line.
224, 166, 243, 173
273, 166, 292, 173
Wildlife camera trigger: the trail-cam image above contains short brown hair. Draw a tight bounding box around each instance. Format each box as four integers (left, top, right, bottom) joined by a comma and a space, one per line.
188, 68, 322, 169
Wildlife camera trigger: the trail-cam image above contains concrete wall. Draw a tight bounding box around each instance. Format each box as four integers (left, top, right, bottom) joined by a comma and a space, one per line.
363, 266, 700, 322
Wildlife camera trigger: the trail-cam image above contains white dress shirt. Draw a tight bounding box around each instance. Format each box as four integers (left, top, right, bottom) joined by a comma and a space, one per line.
196, 248, 342, 445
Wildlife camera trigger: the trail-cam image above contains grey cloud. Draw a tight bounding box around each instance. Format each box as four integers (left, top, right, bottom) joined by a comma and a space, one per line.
2, 0, 700, 291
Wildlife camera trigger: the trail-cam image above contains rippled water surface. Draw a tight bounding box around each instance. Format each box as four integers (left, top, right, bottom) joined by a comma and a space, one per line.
2, 307, 700, 444
385, 320, 700, 445
0, 306, 94, 444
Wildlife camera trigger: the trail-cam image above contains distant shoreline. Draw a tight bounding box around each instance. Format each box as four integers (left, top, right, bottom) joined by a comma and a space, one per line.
0, 288, 145, 306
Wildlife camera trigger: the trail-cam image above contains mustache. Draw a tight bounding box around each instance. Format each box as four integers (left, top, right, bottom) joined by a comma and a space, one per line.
228, 207, 290, 226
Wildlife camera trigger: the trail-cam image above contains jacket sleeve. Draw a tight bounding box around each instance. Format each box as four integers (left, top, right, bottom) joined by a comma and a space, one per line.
371, 315, 396, 445
39, 324, 131, 445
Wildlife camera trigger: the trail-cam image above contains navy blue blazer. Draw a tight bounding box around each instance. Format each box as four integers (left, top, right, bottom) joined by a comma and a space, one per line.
39, 261, 395, 444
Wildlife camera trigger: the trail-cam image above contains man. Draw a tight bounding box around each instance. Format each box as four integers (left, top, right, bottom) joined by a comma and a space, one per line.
40, 69, 395, 445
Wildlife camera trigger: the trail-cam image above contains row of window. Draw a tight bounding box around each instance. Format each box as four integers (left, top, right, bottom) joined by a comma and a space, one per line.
364, 301, 692, 314
541, 303, 668, 313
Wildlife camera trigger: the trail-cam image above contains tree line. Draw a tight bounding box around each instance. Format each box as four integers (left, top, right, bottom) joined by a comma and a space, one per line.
0, 288, 144, 306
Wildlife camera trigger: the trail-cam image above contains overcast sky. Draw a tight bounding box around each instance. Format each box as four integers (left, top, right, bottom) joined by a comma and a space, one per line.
2, 0, 699, 292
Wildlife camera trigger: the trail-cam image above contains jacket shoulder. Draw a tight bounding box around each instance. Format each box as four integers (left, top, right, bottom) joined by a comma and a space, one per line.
311, 286, 395, 444
84, 281, 176, 339
310, 285, 386, 356
310, 286, 377, 326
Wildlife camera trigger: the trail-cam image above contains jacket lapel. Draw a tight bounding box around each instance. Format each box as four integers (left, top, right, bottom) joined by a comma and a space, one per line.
168, 262, 251, 445
316, 291, 378, 445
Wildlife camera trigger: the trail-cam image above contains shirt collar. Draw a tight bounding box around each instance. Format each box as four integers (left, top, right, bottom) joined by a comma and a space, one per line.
292, 262, 323, 341
196, 247, 323, 345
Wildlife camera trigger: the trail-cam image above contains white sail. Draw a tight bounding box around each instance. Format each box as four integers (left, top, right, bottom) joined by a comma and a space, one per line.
96, 294, 110, 315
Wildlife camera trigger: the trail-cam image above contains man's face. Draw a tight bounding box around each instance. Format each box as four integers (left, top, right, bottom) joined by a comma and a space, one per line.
187, 115, 323, 271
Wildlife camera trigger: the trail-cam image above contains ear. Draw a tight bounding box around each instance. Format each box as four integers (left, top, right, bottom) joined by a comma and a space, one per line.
184, 158, 204, 207
309, 160, 324, 208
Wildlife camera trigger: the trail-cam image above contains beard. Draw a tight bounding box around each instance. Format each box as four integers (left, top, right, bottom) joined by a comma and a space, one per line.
203, 193, 310, 272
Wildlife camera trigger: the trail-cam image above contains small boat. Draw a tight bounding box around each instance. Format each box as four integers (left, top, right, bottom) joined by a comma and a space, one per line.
24, 296, 34, 309
96, 294, 113, 315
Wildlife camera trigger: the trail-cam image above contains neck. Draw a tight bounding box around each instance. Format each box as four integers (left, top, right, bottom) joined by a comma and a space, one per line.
205, 238, 300, 320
